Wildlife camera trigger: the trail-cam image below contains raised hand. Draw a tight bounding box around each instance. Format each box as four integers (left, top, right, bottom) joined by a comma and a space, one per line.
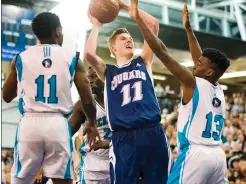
118, 0, 129, 10
87, 10, 102, 28
183, 4, 191, 29
129, 0, 140, 21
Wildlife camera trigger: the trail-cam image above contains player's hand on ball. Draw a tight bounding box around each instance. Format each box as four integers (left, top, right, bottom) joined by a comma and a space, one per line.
87, 10, 102, 27
118, 0, 128, 10
129, 0, 139, 21
183, 4, 191, 29
83, 123, 101, 147
90, 140, 110, 151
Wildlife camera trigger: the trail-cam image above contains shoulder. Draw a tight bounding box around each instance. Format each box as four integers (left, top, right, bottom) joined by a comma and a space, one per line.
20, 45, 36, 57
59, 47, 76, 62
194, 77, 208, 86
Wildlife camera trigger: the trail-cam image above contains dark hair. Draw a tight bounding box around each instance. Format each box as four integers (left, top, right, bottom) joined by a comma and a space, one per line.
32, 12, 61, 40
202, 48, 230, 74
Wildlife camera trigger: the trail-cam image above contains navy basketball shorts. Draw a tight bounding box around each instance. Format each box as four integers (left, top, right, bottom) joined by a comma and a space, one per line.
109, 124, 172, 184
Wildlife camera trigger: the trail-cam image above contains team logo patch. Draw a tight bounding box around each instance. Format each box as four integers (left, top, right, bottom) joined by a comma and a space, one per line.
42, 59, 52, 68
212, 97, 221, 107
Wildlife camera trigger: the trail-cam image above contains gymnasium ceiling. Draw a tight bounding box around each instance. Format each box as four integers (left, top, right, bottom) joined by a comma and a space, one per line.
1, 0, 59, 13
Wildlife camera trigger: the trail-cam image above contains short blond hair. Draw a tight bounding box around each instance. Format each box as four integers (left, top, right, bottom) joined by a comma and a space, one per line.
108, 28, 130, 56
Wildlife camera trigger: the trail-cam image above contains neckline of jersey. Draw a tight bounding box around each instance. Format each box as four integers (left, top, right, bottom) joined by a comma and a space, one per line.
115, 57, 133, 68
95, 101, 105, 112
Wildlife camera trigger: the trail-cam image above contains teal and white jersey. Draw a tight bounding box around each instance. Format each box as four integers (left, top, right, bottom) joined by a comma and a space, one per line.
177, 77, 226, 150
80, 101, 111, 158
16, 44, 76, 116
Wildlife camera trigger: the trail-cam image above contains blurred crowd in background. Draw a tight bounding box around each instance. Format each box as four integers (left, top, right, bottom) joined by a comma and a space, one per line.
2, 84, 246, 184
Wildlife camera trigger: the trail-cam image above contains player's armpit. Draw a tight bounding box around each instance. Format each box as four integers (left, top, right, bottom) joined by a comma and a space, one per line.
74, 59, 96, 127
69, 100, 86, 135
2, 57, 18, 103
182, 86, 196, 105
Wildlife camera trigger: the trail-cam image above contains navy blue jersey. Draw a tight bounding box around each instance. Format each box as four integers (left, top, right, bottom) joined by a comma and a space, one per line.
104, 56, 161, 131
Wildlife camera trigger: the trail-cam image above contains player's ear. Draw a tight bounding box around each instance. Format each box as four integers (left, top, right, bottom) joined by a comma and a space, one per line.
205, 68, 215, 77
55, 27, 62, 37
109, 44, 116, 56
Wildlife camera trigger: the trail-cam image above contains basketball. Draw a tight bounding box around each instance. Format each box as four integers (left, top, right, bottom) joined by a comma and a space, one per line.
89, 0, 120, 24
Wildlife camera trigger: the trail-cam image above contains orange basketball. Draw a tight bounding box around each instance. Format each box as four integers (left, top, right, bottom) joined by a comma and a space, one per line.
89, 0, 120, 24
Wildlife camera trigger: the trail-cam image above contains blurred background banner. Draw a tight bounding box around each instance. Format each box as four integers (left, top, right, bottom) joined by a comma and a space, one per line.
1, 5, 35, 62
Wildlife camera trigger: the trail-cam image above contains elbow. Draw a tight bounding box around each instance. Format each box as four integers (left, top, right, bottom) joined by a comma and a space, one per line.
85, 52, 95, 63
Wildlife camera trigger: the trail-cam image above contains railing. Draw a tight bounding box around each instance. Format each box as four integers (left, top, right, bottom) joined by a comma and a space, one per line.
120, 0, 246, 40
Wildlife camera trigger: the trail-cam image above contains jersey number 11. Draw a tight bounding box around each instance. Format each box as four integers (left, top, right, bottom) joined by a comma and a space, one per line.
121, 81, 143, 106
35, 75, 58, 104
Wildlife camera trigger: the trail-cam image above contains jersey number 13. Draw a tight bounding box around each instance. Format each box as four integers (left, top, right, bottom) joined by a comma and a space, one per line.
202, 112, 225, 141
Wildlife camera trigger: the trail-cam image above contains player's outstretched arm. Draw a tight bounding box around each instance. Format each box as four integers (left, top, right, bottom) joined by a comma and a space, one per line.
84, 12, 106, 81
74, 59, 100, 146
129, 0, 195, 103
69, 100, 86, 135
2, 57, 18, 103
119, 0, 159, 71
183, 4, 202, 66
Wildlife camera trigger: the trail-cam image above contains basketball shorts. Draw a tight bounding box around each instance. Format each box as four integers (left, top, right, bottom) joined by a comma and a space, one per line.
167, 145, 227, 184
109, 124, 172, 184
11, 113, 73, 184
77, 153, 110, 184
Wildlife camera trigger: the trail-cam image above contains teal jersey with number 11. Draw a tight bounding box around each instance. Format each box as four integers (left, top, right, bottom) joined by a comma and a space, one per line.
16, 44, 75, 116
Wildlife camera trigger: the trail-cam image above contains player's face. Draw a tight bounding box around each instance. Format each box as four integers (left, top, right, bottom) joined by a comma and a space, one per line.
87, 69, 104, 95
87, 69, 97, 88
113, 33, 134, 59
193, 56, 215, 78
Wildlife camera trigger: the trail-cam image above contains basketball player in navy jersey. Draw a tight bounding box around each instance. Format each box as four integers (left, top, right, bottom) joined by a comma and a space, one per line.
85, 1, 172, 183
130, 1, 230, 183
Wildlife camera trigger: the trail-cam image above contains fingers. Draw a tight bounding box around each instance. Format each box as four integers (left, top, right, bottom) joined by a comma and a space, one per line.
183, 3, 188, 14
89, 141, 99, 151
132, 0, 138, 6
97, 134, 101, 141
131, 0, 138, 9
88, 136, 97, 147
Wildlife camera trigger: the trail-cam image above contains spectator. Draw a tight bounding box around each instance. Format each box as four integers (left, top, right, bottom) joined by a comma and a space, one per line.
154, 83, 164, 98
231, 98, 243, 113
